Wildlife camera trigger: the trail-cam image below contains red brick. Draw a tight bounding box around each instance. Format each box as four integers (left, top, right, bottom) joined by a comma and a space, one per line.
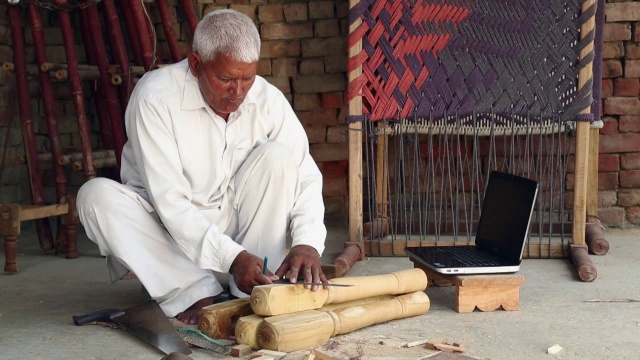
309, 1, 334, 19
310, 143, 348, 162
263, 76, 290, 93
601, 78, 613, 97
321, 92, 344, 109
627, 45, 640, 60
283, 3, 308, 21
261, 23, 313, 40
599, 172, 619, 190
305, 126, 326, 144
336, 1, 349, 18
258, 5, 284, 23
320, 160, 348, 180
621, 153, 640, 170
325, 54, 347, 73
613, 78, 640, 96
271, 58, 297, 77
326, 126, 348, 143
297, 109, 339, 127
257, 59, 271, 76
299, 59, 325, 75
260, 40, 300, 58
598, 190, 618, 208
323, 178, 347, 196
315, 19, 340, 37
619, 115, 640, 132
600, 133, 640, 153
602, 60, 623, 78
626, 207, 640, 224
636, 24, 640, 42
599, 117, 619, 135
626, 60, 640, 78
603, 97, 640, 115
597, 206, 625, 226
619, 189, 640, 207
620, 170, 640, 188
292, 74, 346, 93
605, 2, 640, 22
301, 37, 345, 57
293, 93, 320, 111
602, 41, 624, 59
603, 23, 631, 41
599, 154, 620, 172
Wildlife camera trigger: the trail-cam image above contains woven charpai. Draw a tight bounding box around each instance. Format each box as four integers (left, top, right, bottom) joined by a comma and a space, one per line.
347, 0, 596, 126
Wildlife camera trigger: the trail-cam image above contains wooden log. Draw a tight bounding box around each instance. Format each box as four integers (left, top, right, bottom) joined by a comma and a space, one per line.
570, 244, 597, 282
585, 223, 609, 255
250, 269, 427, 316
235, 295, 395, 350
257, 291, 430, 352
198, 298, 253, 340
235, 314, 264, 350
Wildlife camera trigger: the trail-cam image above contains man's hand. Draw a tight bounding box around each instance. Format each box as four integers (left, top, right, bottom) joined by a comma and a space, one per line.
229, 251, 278, 294
274, 245, 327, 291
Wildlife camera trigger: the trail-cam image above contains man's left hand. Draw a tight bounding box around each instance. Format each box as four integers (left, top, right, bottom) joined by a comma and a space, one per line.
274, 245, 327, 291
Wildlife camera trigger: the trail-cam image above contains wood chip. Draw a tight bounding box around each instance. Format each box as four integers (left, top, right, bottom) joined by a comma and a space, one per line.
257, 349, 287, 359
547, 344, 563, 355
231, 344, 252, 357
402, 339, 429, 348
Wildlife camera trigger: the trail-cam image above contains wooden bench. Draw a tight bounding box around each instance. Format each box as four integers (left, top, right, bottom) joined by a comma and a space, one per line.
1, 196, 79, 273
411, 260, 526, 313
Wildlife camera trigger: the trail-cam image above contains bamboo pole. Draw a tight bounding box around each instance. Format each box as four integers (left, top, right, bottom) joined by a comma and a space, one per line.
8, 4, 54, 252
157, 0, 183, 62
27, 4, 69, 252
571, 0, 597, 281
83, 5, 126, 170
347, 0, 363, 245
121, 0, 145, 67
130, 0, 155, 71
103, 0, 134, 103
180, 0, 199, 36
572, 0, 596, 246
56, 4, 96, 180
77, 10, 115, 155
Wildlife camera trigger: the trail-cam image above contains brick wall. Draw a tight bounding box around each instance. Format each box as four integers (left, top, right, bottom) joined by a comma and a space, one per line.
600, 0, 640, 226
1, 0, 639, 227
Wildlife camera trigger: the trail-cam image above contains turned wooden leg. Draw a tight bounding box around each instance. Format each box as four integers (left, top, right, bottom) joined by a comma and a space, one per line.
4, 234, 18, 273
61, 195, 80, 259
63, 223, 78, 259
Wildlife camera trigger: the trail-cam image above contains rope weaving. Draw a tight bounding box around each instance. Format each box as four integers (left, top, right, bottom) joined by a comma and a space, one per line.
347, 0, 595, 131
348, 0, 601, 258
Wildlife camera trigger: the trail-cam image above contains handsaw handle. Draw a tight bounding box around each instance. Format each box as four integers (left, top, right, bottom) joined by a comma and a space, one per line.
72, 309, 125, 326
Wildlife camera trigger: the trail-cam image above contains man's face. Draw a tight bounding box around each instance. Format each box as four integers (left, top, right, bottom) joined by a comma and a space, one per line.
188, 52, 258, 119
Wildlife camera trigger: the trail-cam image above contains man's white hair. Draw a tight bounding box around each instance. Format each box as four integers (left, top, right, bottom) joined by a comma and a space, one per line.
192, 9, 261, 63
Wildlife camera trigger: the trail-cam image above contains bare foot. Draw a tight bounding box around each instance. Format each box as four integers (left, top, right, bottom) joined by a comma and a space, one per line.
175, 296, 217, 325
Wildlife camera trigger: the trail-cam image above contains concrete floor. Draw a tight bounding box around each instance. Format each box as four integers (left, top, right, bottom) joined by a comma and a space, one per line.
1, 222, 639, 360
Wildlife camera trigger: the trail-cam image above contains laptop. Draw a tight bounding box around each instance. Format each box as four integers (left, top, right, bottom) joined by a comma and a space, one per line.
405, 171, 539, 274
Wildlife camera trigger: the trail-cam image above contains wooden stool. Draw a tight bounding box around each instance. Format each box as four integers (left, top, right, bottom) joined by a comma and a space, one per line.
411, 260, 525, 313
1, 196, 79, 273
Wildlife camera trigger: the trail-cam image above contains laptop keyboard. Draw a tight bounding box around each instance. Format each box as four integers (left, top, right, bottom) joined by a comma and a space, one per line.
437, 247, 502, 267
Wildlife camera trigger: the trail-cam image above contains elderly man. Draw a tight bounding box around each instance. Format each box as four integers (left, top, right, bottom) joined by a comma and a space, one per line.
77, 9, 327, 324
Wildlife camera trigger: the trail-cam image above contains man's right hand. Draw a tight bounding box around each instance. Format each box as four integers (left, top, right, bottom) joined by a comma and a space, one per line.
229, 250, 278, 294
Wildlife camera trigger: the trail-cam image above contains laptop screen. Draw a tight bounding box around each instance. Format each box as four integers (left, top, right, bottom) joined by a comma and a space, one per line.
475, 171, 539, 263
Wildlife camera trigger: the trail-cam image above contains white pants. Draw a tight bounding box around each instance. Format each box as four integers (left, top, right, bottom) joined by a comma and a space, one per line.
77, 142, 298, 317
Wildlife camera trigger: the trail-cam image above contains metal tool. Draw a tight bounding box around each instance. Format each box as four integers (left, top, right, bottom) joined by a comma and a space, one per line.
273, 279, 354, 287
73, 300, 192, 355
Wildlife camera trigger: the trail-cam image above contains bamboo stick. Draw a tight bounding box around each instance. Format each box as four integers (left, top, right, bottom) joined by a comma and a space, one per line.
27, 4, 69, 252
157, 0, 183, 62
78, 9, 115, 155
103, 0, 134, 103
72, 157, 118, 172
130, 0, 155, 71
8, 4, 54, 252
121, 0, 145, 68
83, 5, 126, 170
180, 0, 199, 36
56, 3, 96, 180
